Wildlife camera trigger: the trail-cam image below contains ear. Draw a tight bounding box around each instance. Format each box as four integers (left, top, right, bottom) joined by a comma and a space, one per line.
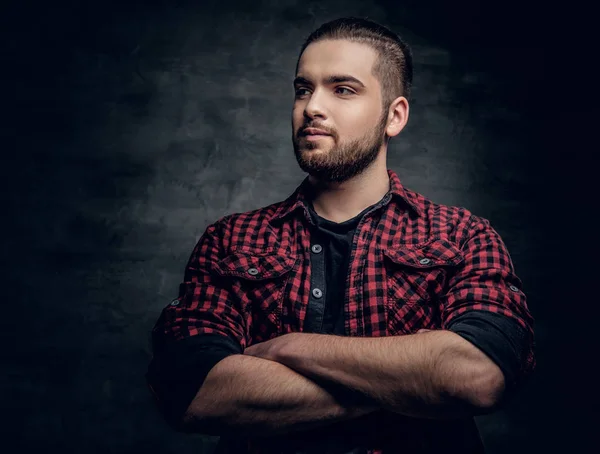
386, 96, 409, 138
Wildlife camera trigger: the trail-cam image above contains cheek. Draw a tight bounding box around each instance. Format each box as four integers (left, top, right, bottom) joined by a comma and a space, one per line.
291, 109, 303, 131
292, 102, 304, 117
339, 122, 364, 142
342, 108, 376, 137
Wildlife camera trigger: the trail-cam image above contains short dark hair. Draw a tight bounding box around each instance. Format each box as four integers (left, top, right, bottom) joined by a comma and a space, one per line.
295, 17, 413, 109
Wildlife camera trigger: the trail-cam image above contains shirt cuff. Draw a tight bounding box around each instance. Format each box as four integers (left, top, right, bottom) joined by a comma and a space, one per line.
446, 311, 529, 395
146, 333, 242, 427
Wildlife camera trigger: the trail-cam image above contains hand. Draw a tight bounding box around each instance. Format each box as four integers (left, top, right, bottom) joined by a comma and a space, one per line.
243, 333, 298, 362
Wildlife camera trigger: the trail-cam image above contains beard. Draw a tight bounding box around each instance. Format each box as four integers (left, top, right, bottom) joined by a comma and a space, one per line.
292, 107, 388, 184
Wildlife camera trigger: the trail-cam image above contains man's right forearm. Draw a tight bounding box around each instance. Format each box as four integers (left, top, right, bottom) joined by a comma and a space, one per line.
180, 353, 379, 437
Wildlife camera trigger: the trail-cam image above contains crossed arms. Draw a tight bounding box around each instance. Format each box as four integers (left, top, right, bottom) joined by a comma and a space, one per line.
179, 329, 505, 437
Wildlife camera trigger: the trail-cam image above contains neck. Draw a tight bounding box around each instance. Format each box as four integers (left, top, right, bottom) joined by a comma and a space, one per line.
308, 160, 390, 224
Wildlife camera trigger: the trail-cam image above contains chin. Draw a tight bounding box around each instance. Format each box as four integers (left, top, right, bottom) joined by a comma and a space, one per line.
305, 141, 329, 150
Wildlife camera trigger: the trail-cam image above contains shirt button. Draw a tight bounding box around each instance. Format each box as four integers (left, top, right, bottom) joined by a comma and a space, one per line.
419, 258, 431, 265
170, 299, 180, 306
311, 244, 323, 254
248, 268, 259, 276
312, 288, 323, 298
509, 285, 519, 292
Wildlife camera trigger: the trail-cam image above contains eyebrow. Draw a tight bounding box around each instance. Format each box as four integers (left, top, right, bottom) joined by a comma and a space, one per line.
293, 74, 366, 89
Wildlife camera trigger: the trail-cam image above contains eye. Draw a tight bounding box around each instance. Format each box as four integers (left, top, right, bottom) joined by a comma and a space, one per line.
335, 87, 355, 95
295, 88, 310, 97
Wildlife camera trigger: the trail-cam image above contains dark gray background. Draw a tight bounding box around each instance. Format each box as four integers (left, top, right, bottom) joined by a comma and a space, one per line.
2, 0, 594, 453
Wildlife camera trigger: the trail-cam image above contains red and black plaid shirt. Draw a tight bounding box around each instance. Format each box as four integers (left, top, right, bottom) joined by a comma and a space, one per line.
147, 168, 535, 453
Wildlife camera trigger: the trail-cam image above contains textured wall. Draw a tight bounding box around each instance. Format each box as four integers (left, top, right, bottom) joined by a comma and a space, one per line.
3, 0, 587, 453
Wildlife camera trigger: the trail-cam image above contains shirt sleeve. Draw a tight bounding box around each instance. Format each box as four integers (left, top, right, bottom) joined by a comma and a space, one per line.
441, 214, 536, 390
446, 311, 529, 397
145, 216, 247, 429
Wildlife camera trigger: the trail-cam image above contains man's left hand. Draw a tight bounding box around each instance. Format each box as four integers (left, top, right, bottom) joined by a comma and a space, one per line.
243, 333, 298, 362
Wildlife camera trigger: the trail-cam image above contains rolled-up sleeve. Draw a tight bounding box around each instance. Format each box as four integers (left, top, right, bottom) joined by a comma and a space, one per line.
442, 214, 536, 393
145, 216, 247, 429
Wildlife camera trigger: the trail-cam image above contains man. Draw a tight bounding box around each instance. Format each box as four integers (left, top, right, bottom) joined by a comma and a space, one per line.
146, 17, 535, 454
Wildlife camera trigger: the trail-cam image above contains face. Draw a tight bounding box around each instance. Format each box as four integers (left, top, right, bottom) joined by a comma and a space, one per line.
292, 39, 390, 184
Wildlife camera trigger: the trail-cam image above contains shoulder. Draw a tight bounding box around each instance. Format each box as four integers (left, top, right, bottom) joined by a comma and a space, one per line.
213, 199, 283, 230
401, 185, 485, 245
201, 199, 288, 252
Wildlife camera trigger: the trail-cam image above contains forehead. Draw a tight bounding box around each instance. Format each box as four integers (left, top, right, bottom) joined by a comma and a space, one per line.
296, 39, 378, 86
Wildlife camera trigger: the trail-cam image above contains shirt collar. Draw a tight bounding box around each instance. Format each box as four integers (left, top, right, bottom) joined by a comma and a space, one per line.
268, 168, 424, 226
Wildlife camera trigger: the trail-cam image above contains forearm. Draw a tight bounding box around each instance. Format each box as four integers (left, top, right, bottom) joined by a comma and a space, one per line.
277, 331, 505, 420
181, 353, 379, 437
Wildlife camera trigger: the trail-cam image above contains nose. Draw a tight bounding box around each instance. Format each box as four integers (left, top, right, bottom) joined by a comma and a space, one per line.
303, 88, 327, 120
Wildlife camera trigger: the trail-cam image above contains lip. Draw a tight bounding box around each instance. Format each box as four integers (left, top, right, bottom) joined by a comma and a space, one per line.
304, 134, 330, 141
302, 128, 330, 136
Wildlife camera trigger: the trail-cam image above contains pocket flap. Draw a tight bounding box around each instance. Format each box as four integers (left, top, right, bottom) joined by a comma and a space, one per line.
383, 238, 464, 268
214, 250, 297, 280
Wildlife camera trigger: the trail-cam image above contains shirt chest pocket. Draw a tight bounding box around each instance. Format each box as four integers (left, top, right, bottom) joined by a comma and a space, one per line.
382, 238, 464, 335
212, 248, 298, 342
